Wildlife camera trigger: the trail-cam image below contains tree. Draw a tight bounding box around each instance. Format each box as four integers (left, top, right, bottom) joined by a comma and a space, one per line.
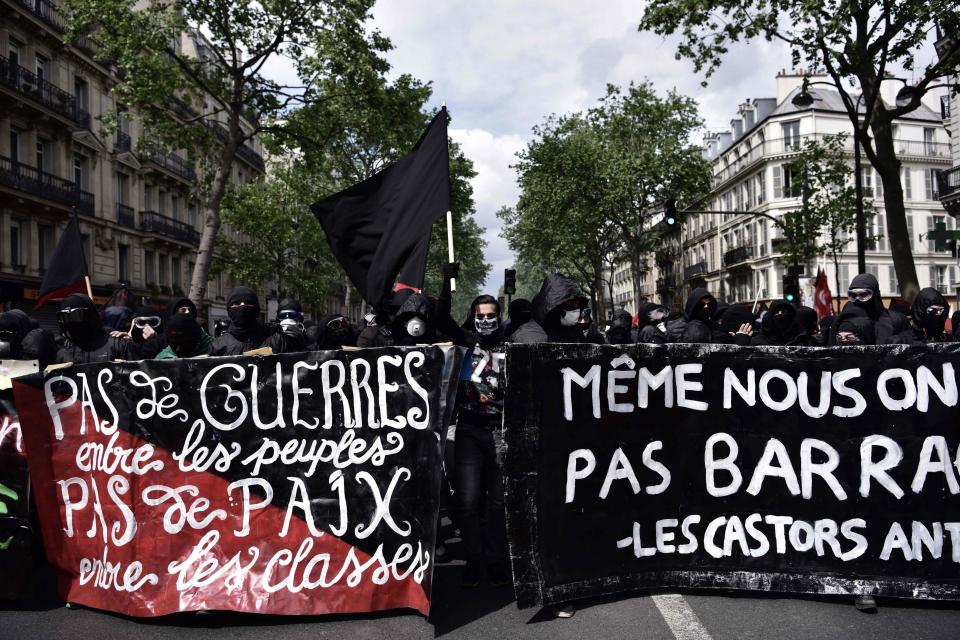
66, 0, 391, 311
214, 161, 341, 309
639, 0, 960, 300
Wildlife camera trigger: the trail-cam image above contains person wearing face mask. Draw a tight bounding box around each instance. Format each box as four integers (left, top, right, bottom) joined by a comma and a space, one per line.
263, 298, 315, 354
713, 304, 756, 346
210, 286, 268, 356
791, 305, 822, 346
454, 295, 511, 588
0, 309, 56, 368
511, 274, 588, 345
845, 273, 895, 344
669, 287, 718, 343
605, 309, 633, 345
155, 312, 212, 359
314, 314, 356, 350
635, 302, 671, 344
892, 287, 953, 345
502, 298, 532, 340
127, 305, 165, 359
829, 305, 876, 346
750, 300, 799, 346
56, 294, 139, 364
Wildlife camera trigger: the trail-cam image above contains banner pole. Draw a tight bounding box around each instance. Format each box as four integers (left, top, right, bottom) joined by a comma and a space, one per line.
752, 285, 764, 314
446, 210, 456, 293
84, 276, 93, 299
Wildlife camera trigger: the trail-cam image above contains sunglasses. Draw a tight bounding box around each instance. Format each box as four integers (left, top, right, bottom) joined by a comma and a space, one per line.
475, 312, 498, 320
848, 289, 873, 302
133, 316, 161, 328
278, 310, 303, 321
57, 307, 87, 323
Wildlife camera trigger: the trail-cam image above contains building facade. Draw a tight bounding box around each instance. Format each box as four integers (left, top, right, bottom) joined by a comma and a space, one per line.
935, 28, 960, 217
0, 0, 266, 330
642, 70, 953, 311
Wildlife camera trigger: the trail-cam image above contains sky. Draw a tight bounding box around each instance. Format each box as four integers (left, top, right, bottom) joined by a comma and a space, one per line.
262, 1, 817, 293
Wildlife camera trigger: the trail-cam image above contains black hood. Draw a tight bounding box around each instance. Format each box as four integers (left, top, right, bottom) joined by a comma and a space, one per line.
532, 274, 586, 325
389, 293, 434, 344
762, 299, 797, 338
833, 305, 875, 345
609, 309, 632, 330
684, 287, 717, 322
794, 305, 818, 335
847, 273, 884, 319
0, 309, 32, 342
911, 287, 949, 334
59, 294, 107, 347
166, 296, 197, 320
636, 302, 667, 329
606, 309, 633, 345
718, 305, 755, 335
315, 313, 355, 349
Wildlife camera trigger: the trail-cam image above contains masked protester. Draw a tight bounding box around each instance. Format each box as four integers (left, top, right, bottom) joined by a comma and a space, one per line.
791, 306, 821, 346
0, 309, 56, 368
314, 314, 356, 350
453, 295, 510, 588
750, 300, 798, 346
511, 274, 588, 344
669, 287, 718, 343
128, 305, 165, 359
263, 298, 315, 354
845, 274, 895, 344
56, 294, 139, 364
503, 298, 532, 340
893, 287, 953, 345
636, 302, 671, 344
606, 309, 633, 345
830, 305, 876, 346
210, 286, 267, 356
156, 312, 212, 359
714, 304, 755, 346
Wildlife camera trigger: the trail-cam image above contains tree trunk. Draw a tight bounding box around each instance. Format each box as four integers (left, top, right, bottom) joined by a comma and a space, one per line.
833, 251, 842, 315
870, 115, 919, 301
629, 250, 644, 314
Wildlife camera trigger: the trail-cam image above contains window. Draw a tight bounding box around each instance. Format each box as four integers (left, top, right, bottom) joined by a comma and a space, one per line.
839, 264, 850, 290
930, 265, 950, 293
906, 214, 915, 252
158, 190, 167, 215
74, 77, 89, 112
9, 220, 23, 267
144, 185, 153, 210
926, 169, 938, 200
188, 203, 198, 228
116, 173, 129, 205
145, 250, 156, 284
888, 267, 899, 296
171, 256, 181, 288
901, 167, 912, 200
8, 40, 21, 67
38, 224, 52, 270
924, 128, 936, 155
36, 55, 48, 83
172, 195, 180, 220
118, 244, 129, 283
872, 212, 887, 251
73, 154, 88, 189
773, 164, 801, 198
781, 120, 801, 150
158, 254, 168, 286
35, 139, 48, 172
861, 166, 874, 197
9, 129, 20, 163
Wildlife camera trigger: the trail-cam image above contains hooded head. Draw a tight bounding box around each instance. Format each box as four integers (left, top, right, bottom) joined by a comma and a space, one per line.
507, 298, 532, 325
165, 312, 203, 357
684, 288, 718, 323
316, 313, 354, 349
276, 297, 304, 334
166, 296, 197, 321
226, 286, 260, 329
606, 309, 633, 345
130, 305, 163, 345
463, 295, 501, 337
911, 287, 949, 336
762, 300, 798, 338
833, 305, 875, 345
846, 273, 884, 319
57, 294, 105, 347
636, 302, 669, 329
719, 305, 755, 335
389, 293, 433, 344
0, 309, 33, 358
794, 306, 819, 337
532, 274, 587, 330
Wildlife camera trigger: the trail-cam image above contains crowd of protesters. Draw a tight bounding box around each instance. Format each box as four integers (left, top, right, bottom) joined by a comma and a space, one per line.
1, 266, 955, 620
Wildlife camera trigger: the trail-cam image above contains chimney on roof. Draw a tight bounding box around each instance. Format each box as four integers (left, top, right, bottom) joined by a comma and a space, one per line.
738, 101, 755, 129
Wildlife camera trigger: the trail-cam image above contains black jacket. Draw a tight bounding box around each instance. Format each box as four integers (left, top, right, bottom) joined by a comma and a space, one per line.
893, 287, 953, 345
751, 300, 799, 346
846, 273, 895, 344
673, 287, 717, 343
56, 295, 139, 364
511, 274, 587, 344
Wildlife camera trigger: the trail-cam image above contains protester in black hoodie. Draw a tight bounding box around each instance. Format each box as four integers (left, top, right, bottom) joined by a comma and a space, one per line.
715, 304, 755, 346
503, 298, 532, 340
845, 273, 894, 344
511, 274, 588, 344
210, 286, 268, 356
751, 300, 798, 346
313, 313, 356, 350
830, 305, 876, 345
454, 294, 510, 588
129, 305, 166, 359
636, 302, 671, 344
605, 309, 633, 344
893, 287, 953, 345
56, 294, 139, 364
0, 309, 56, 368
793, 306, 821, 346
263, 298, 315, 354
671, 287, 718, 343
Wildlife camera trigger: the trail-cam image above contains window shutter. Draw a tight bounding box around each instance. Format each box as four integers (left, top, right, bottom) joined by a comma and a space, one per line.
906, 215, 914, 251
875, 170, 884, 198
878, 212, 886, 251
929, 265, 936, 289
928, 215, 934, 252
773, 165, 782, 199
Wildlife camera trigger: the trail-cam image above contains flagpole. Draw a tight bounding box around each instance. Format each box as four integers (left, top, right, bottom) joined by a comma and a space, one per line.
84, 276, 93, 299
446, 210, 456, 293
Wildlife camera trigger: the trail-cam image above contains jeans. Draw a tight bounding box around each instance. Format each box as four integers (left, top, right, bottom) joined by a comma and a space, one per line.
454, 421, 508, 566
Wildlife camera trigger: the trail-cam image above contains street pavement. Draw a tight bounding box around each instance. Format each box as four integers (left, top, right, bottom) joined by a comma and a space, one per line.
4, 526, 960, 640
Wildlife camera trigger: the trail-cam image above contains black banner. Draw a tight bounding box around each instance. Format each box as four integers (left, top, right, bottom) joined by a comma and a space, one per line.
14, 346, 464, 616
503, 343, 960, 608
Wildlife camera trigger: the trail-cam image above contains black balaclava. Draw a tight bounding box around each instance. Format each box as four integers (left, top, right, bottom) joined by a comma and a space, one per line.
636, 302, 668, 329
166, 296, 197, 320
0, 310, 32, 358
833, 306, 875, 345
719, 305, 755, 335
318, 314, 354, 349
684, 288, 717, 323
794, 306, 818, 337
131, 305, 162, 345
507, 298, 532, 324
166, 312, 202, 357
226, 286, 261, 336
606, 309, 633, 345
911, 287, 949, 337
764, 300, 797, 338
58, 294, 106, 347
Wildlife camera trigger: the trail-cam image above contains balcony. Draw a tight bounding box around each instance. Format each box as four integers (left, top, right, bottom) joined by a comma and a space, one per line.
142, 150, 196, 183
938, 166, 960, 216
115, 131, 131, 152
684, 262, 707, 280
0, 56, 89, 128
10, 0, 65, 32
116, 203, 135, 227
141, 210, 199, 245
0, 154, 94, 214
723, 246, 753, 267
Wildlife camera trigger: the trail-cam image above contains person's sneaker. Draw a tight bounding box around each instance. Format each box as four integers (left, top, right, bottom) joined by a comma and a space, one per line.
554, 603, 576, 618
461, 563, 482, 588
488, 563, 511, 588
855, 595, 877, 612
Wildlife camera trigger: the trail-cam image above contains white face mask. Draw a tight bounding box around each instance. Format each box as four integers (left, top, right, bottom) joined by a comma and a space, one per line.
560, 308, 581, 327
406, 317, 427, 337
474, 316, 498, 335
279, 318, 302, 334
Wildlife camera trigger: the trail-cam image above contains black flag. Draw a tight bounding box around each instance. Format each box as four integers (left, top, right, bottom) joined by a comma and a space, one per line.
34, 213, 89, 309
311, 108, 450, 307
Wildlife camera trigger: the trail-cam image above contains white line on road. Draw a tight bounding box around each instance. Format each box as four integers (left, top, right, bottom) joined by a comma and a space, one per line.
651, 594, 713, 640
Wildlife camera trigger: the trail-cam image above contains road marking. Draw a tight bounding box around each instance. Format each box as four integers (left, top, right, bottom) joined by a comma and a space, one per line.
651, 594, 713, 640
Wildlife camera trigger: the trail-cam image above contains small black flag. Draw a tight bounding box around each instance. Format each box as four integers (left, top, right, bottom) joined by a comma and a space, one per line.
34, 214, 89, 309
311, 108, 450, 307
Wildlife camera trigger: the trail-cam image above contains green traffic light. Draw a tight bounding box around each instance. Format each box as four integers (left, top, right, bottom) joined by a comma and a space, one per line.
667, 216, 676, 225
785, 293, 795, 301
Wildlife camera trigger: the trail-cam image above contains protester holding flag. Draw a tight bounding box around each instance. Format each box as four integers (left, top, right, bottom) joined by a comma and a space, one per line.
210, 287, 268, 356
55, 294, 139, 364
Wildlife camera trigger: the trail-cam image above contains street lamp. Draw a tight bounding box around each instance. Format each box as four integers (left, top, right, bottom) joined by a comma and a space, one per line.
792, 77, 867, 274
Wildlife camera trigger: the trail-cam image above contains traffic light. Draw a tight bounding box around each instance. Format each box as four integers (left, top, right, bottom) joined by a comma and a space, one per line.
663, 198, 678, 225
783, 273, 800, 303
504, 268, 517, 296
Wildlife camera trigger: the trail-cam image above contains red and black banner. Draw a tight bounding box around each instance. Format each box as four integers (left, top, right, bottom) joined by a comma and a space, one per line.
13, 346, 464, 617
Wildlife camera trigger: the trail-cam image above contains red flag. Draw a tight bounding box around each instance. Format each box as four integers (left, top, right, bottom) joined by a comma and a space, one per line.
814, 268, 834, 319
